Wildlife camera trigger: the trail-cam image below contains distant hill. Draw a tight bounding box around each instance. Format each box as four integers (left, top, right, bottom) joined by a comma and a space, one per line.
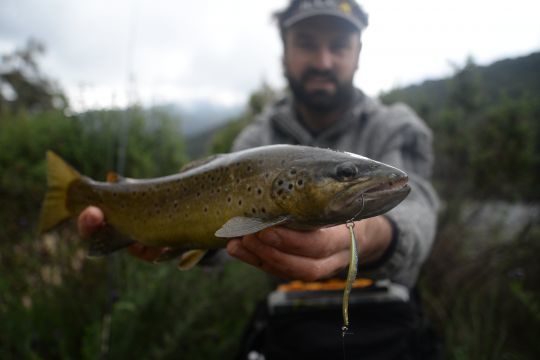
381, 50, 540, 200
182, 51, 540, 153
381, 51, 540, 119
154, 101, 243, 137
184, 123, 222, 159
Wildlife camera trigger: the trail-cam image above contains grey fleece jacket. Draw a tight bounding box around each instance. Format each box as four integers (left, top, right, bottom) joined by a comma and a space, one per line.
232, 89, 439, 288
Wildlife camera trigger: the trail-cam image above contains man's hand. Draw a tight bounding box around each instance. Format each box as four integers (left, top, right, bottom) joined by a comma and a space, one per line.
77, 206, 106, 238
226, 216, 393, 281
77, 206, 164, 262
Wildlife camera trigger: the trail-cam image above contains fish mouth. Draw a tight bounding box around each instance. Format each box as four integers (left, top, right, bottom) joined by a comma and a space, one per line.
362, 176, 410, 199
329, 176, 410, 220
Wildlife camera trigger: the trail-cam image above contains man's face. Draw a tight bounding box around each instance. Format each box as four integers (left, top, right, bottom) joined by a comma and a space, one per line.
283, 16, 361, 112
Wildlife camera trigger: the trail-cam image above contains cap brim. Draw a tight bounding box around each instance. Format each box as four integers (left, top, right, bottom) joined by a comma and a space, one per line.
282, 9, 366, 31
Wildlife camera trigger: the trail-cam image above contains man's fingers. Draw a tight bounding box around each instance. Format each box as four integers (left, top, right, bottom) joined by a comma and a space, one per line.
227, 238, 265, 268
77, 206, 105, 238
76, 206, 169, 263
256, 226, 350, 259
241, 234, 350, 281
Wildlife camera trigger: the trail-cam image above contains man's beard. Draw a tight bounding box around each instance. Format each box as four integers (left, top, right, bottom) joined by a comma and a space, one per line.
285, 68, 354, 113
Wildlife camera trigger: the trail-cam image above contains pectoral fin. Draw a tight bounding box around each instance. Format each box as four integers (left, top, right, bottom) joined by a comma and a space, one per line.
178, 250, 208, 270
215, 216, 290, 238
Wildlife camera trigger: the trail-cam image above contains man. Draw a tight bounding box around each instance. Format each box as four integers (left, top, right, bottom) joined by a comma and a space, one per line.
227, 1, 440, 359
79, 0, 440, 358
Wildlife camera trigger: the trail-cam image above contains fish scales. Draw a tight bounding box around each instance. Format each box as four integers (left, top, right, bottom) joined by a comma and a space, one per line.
66, 151, 285, 248
39, 145, 410, 261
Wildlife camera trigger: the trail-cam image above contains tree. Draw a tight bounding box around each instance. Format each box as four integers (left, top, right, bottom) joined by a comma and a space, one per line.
0, 39, 68, 114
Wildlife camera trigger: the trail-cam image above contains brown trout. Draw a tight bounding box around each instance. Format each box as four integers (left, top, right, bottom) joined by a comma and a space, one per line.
39, 145, 410, 268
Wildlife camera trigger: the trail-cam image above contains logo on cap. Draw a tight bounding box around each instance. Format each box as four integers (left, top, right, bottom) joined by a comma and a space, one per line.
339, 1, 352, 14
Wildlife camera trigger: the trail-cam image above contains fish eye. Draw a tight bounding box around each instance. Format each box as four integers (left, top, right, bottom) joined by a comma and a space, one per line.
335, 162, 358, 180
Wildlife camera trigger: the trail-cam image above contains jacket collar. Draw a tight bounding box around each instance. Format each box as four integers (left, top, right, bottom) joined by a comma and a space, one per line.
270, 88, 374, 145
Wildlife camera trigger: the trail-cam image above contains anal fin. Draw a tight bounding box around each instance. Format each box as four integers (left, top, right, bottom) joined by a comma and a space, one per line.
87, 225, 135, 257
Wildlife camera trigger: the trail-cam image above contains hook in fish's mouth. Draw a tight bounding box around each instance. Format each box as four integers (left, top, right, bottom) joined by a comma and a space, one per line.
329, 175, 410, 218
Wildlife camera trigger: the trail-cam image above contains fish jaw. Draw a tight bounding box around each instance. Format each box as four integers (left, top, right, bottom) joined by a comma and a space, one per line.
327, 164, 410, 221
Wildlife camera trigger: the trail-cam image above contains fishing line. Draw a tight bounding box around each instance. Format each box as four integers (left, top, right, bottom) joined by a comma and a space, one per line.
342, 194, 363, 359
342, 220, 358, 336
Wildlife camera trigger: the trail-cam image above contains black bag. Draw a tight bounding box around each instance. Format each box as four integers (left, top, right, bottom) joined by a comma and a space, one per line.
236, 288, 441, 360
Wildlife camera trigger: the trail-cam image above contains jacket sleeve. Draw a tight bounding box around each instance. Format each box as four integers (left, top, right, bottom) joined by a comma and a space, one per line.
359, 104, 440, 288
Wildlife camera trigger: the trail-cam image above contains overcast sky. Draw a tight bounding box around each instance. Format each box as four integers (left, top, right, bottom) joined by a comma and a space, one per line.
1, 0, 539, 111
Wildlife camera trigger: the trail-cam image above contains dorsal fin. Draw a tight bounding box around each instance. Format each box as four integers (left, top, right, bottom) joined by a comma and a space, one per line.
107, 171, 124, 183
106, 171, 138, 184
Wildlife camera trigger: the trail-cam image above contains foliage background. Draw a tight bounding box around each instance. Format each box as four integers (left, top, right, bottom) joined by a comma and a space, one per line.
1, 42, 539, 359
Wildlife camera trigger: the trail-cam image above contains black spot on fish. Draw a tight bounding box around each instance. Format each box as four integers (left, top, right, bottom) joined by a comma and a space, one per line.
288, 184, 294, 190
278, 180, 283, 186
247, 186, 252, 192
238, 199, 243, 206
227, 196, 232, 203
197, 192, 201, 197
297, 179, 304, 186
204, 206, 208, 213
261, 207, 266, 214
257, 188, 262, 195
290, 169, 297, 175
251, 208, 256, 214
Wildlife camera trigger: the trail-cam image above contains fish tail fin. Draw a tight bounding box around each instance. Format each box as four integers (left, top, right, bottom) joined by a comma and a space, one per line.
38, 151, 82, 233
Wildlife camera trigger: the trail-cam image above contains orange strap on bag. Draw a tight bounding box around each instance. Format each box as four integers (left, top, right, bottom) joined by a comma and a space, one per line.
277, 278, 373, 292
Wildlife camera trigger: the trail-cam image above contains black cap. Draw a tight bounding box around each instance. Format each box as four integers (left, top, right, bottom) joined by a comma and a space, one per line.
275, 0, 369, 32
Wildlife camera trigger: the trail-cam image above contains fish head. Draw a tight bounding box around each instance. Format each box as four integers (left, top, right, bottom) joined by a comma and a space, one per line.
271, 150, 410, 226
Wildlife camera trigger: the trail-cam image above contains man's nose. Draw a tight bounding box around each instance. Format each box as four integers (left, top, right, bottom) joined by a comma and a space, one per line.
311, 47, 333, 70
